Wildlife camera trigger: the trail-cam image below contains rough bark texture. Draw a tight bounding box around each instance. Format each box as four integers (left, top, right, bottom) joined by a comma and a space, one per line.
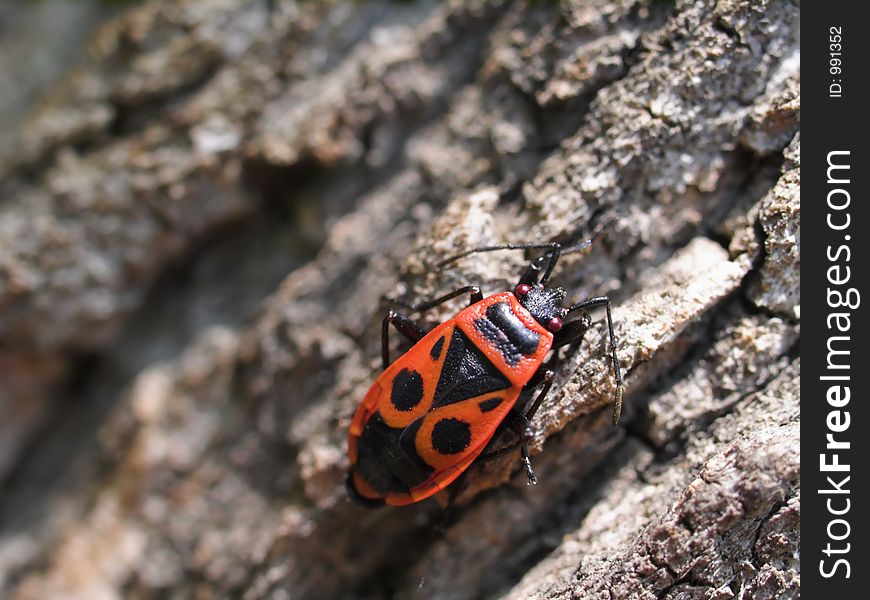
0, 1, 799, 599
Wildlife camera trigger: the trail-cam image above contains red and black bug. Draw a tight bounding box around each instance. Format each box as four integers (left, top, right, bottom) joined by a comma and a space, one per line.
346, 238, 623, 507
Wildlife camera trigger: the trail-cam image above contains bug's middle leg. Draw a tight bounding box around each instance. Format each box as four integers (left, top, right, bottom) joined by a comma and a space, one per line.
385, 285, 483, 313
476, 408, 541, 485
477, 364, 557, 484
380, 285, 483, 369
442, 405, 540, 518
477, 316, 594, 481
446, 362, 558, 506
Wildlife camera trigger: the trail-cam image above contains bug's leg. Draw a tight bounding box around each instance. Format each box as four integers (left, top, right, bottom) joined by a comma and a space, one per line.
381, 309, 427, 370
381, 285, 482, 369
475, 367, 556, 485
520, 368, 556, 423
475, 345, 563, 470
440, 400, 542, 518
385, 285, 483, 313
516, 246, 562, 287
565, 296, 623, 425
438, 469, 473, 531
440, 408, 536, 519
551, 313, 591, 350
476, 409, 539, 484
515, 368, 556, 484
509, 409, 541, 486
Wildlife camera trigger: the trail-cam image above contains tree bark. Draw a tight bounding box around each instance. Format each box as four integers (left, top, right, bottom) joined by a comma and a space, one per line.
0, 1, 799, 598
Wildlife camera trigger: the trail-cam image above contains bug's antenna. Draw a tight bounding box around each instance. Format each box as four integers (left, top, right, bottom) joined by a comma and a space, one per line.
436, 243, 560, 270
557, 213, 618, 257
437, 213, 618, 270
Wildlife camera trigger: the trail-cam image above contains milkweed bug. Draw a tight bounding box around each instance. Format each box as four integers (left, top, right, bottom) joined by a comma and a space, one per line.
346, 235, 623, 507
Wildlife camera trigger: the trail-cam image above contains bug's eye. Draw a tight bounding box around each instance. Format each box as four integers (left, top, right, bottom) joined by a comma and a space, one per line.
515, 284, 531, 296
548, 317, 563, 332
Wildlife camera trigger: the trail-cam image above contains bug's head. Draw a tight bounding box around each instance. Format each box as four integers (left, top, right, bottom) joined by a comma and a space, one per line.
514, 283, 567, 332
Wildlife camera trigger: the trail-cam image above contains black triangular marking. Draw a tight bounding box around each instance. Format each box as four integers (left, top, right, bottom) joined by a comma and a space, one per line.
432, 328, 510, 408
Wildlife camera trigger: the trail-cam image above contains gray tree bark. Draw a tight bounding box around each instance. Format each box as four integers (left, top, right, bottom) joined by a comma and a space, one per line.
0, 1, 799, 598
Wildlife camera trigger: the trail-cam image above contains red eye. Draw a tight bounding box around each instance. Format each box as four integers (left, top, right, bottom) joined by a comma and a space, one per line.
516, 284, 531, 296
548, 317, 563, 332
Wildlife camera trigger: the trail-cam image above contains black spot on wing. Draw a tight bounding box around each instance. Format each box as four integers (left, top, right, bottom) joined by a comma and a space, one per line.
433, 328, 510, 408
355, 412, 432, 494
431, 418, 471, 455
473, 302, 540, 365
478, 397, 503, 413
390, 368, 424, 411
430, 335, 446, 360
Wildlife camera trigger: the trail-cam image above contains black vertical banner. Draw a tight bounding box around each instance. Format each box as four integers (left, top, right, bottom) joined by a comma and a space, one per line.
803, 3, 868, 597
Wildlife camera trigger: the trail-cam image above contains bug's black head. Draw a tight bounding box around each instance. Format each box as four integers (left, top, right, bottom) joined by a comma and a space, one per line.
514, 283, 567, 332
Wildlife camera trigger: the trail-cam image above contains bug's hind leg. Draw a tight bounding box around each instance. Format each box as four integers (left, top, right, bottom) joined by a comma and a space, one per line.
437, 469, 473, 531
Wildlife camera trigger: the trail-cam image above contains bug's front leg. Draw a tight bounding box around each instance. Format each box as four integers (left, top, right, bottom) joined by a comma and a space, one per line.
563, 297, 623, 425
552, 312, 591, 349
